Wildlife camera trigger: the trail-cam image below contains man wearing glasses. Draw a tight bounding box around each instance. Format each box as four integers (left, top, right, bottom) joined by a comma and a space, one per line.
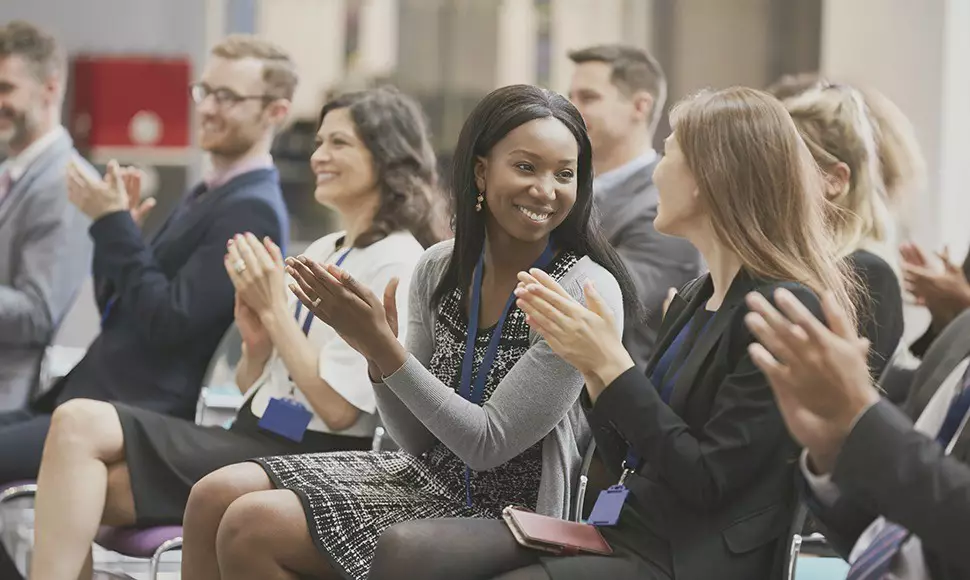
0, 34, 294, 500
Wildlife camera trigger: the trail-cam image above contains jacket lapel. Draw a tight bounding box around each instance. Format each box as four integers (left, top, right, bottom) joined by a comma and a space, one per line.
904, 311, 970, 420
667, 270, 759, 413
0, 134, 72, 229
646, 274, 711, 376
150, 175, 247, 251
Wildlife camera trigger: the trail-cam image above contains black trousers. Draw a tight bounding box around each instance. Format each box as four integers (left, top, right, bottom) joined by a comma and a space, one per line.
0, 408, 53, 580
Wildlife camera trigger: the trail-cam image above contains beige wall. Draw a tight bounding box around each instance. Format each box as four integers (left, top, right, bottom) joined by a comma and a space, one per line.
256, 0, 347, 119
822, 0, 970, 254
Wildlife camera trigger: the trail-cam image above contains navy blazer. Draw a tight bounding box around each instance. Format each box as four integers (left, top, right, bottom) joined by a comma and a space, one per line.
38, 168, 288, 419
586, 270, 822, 580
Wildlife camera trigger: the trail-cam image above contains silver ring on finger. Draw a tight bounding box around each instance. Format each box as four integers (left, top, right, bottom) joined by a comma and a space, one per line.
233, 259, 247, 275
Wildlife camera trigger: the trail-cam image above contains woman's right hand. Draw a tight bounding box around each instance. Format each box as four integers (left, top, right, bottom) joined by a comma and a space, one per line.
235, 294, 272, 359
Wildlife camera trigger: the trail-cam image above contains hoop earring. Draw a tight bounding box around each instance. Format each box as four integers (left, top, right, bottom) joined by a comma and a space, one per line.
476, 191, 485, 212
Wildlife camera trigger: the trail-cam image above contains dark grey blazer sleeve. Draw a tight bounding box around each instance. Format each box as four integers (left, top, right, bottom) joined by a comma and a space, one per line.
828, 399, 970, 573
0, 177, 91, 347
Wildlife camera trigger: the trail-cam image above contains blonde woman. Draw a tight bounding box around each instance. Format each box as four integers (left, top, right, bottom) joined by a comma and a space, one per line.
366, 87, 859, 580
783, 83, 904, 379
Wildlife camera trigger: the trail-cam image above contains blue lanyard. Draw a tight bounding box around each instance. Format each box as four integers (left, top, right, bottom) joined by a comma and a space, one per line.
293, 248, 351, 335
460, 241, 556, 506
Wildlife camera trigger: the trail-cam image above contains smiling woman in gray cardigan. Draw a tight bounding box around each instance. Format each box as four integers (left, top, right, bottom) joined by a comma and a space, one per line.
372, 239, 622, 518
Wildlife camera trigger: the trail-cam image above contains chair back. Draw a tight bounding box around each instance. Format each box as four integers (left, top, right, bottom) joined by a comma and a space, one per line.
195, 324, 244, 425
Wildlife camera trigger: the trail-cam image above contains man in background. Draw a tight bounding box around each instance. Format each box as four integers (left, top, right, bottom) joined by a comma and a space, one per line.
0, 21, 93, 410
569, 44, 702, 368
0, 33, 294, 486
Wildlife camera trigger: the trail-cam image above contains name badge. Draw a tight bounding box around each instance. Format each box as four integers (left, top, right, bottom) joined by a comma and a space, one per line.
258, 397, 312, 443
587, 485, 630, 526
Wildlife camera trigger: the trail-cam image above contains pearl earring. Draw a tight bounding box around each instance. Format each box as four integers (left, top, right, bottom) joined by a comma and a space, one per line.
476, 191, 485, 212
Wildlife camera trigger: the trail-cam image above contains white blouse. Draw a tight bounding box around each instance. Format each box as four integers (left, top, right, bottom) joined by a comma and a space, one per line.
244, 230, 425, 438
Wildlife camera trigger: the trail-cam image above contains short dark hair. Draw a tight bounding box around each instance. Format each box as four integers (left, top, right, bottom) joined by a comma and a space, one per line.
0, 20, 65, 82
569, 44, 667, 132
320, 86, 449, 250
432, 84, 640, 322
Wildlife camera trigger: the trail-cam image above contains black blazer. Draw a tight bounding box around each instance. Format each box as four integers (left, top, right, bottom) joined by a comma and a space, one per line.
586, 269, 821, 580
37, 168, 289, 419
806, 309, 970, 580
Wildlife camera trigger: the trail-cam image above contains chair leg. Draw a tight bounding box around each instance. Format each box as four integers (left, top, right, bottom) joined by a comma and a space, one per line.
149, 537, 183, 580
787, 534, 803, 580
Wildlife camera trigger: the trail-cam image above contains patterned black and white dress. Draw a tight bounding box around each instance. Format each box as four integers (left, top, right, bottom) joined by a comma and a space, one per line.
253, 251, 580, 580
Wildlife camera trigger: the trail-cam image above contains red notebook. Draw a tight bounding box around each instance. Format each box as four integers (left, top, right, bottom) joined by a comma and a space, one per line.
502, 506, 613, 556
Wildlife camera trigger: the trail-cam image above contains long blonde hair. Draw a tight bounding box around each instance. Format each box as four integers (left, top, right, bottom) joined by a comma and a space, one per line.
670, 87, 858, 327
783, 84, 896, 263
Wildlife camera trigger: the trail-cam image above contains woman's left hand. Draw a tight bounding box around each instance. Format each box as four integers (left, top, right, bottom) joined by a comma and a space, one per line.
285, 255, 407, 375
224, 233, 287, 318
514, 269, 633, 399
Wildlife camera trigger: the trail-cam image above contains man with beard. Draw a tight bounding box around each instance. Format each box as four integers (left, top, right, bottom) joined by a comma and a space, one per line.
0, 33, 293, 487
0, 21, 93, 410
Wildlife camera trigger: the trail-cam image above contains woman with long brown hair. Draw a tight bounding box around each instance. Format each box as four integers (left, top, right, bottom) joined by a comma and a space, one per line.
366, 86, 858, 580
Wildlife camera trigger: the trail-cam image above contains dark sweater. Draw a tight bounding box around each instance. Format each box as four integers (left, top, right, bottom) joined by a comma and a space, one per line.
848, 249, 903, 382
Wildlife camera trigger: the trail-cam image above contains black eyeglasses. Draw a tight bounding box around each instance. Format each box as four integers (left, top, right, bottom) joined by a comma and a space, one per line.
189, 83, 273, 107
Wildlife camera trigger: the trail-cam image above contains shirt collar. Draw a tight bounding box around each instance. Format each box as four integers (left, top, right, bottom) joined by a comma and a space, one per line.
593, 148, 658, 193
204, 153, 274, 190
0, 126, 68, 182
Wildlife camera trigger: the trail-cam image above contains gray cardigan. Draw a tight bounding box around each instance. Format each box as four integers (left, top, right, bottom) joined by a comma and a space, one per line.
373, 239, 624, 518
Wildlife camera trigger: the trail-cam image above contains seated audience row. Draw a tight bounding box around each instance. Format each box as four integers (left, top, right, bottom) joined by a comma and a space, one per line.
1, 18, 966, 580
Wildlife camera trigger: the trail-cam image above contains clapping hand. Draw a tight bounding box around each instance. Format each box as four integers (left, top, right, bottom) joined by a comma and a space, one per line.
514, 268, 631, 401
119, 166, 156, 226
900, 242, 970, 330
66, 159, 129, 220
224, 233, 288, 319
285, 255, 406, 377
743, 289, 879, 474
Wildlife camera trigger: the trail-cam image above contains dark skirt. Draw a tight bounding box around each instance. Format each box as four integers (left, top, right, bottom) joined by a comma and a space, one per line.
114, 399, 372, 526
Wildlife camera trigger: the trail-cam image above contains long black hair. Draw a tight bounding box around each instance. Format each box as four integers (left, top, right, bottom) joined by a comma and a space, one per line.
431, 84, 640, 320
320, 86, 449, 249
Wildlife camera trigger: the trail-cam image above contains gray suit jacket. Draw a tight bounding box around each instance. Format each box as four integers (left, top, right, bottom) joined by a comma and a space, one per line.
807, 310, 970, 580
595, 159, 703, 368
0, 132, 93, 409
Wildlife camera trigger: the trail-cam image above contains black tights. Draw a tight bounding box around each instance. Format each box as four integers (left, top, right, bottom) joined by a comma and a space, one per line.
367, 518, 551, 580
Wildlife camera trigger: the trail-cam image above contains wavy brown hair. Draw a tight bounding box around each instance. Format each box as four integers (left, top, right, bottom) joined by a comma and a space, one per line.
670, 87, 859, 327
320, 86, 450, 249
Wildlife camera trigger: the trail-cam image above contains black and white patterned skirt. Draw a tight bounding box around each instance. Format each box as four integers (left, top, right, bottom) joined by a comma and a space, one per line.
253, 450, 501, 580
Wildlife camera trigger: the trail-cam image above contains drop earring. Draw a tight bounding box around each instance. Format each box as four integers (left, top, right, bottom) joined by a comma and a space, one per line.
475, 190, 485, 212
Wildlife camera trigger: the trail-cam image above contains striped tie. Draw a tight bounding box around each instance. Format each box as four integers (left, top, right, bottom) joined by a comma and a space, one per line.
846, 523, 911, 580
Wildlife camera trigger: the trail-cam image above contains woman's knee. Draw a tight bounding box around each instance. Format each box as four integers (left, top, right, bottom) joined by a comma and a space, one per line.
185, 463, 272, 528
47, 400, 123, 461
214, 490, 305, 566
